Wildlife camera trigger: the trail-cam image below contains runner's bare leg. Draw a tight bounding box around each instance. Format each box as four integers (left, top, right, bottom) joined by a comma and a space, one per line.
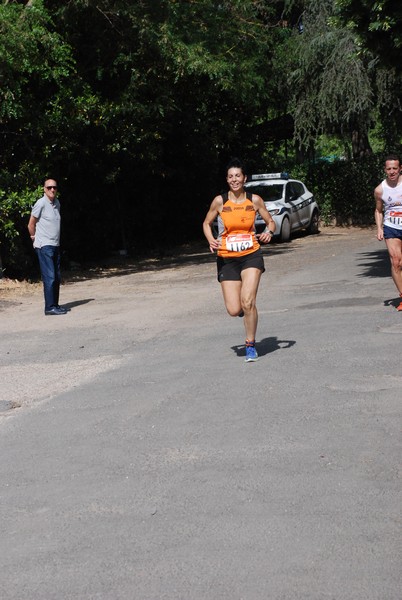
240, 268, 262, 341
385, 238, 402, 294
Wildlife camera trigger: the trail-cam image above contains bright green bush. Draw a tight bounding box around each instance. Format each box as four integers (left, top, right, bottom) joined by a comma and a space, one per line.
292, 154, 385, 226
0, 186, 41, 278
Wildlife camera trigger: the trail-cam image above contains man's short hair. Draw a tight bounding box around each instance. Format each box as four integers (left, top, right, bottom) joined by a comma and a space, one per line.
43, 176, 57, 186
384, 154, 400, 165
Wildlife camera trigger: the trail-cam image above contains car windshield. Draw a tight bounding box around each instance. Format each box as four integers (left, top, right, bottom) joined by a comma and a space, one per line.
245, 183, 284, 202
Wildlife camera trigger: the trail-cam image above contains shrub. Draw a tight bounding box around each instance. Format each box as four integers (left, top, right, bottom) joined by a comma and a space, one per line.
291, 154, 384, 226
0, 187, 41, 278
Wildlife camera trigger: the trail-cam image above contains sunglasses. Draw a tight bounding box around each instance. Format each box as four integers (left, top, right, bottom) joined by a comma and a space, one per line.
46, 185, 57, 190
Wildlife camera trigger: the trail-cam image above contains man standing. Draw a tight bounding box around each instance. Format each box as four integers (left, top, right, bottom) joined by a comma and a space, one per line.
374, 154, 402, 311
28, 178, 67, 315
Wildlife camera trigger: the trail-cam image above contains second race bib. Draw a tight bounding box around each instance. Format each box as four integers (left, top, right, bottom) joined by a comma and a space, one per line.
389, 210, 402, 226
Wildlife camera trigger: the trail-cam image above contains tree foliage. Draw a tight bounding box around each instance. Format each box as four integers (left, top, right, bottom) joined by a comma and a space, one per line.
0, 1, 76, 170
334, 0, 402, 149
0, 0, 401, 277
334, 0, 402, 66
282, 0, 375, 157
38, 0, 283, 257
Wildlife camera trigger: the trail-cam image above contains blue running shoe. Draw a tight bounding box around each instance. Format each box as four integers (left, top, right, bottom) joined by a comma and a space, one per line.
245, 341, 259, 362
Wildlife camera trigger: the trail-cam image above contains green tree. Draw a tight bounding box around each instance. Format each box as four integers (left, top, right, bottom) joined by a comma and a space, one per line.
39, 0, 283, 254
1, 0, 286, 270
334, 0, 402, 151
283, 0, 375, 158
335, 0, 402, 67
0, 0, 76, 169
4, 0, 398, 276
0, 0, 77, 274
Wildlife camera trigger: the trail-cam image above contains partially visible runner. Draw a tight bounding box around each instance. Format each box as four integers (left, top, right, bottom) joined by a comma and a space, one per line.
374, 154, 402, 311
203, 158, 276, 361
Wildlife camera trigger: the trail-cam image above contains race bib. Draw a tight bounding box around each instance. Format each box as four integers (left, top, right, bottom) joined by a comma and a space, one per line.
226, 234, 253, 252
389, 211, 402, 226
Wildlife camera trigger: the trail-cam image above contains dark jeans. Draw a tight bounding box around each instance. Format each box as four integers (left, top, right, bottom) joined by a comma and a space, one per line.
36, 245, 61, 311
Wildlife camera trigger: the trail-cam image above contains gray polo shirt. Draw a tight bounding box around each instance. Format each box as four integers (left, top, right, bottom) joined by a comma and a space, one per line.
31, 195, 61, 248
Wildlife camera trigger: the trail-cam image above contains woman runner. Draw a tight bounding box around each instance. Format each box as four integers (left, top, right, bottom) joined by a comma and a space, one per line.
203, 158, 276, 361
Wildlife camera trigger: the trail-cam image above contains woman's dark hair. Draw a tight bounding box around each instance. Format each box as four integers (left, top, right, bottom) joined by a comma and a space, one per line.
226, 157, 247, 175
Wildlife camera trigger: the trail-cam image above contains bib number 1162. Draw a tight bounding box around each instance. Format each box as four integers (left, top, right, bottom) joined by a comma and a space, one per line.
226, 234, 253, 252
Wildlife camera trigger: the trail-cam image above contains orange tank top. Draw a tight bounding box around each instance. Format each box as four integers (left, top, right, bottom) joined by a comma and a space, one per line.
217, 192, 260, 258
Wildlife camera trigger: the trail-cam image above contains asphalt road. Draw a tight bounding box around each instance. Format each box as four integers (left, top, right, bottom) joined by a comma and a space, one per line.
0, 227, 401, 600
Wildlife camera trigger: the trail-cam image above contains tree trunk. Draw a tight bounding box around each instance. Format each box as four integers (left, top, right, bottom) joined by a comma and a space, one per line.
351, 129, 372, 159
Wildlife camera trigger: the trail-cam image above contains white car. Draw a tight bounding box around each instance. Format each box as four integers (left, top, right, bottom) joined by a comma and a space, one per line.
244, 172, 319, 242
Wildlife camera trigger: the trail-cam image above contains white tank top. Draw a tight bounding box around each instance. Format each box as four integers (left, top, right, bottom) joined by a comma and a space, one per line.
381, 179, 402, 230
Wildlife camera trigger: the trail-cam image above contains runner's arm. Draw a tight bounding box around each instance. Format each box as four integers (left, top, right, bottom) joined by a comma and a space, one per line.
374, 186, 384, 241
203, 196, 222, 252
253, 195, 276, 244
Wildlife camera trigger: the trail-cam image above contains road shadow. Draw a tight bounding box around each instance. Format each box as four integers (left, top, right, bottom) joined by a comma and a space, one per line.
62, 298, 95, 310
357, 248, 390, 279
231, 336, 296, 358
357, 249, 401, 308
384, 296, 402, 309
261, 243, 299, 259
61, 239, 305, 284
63, 245, 216, 282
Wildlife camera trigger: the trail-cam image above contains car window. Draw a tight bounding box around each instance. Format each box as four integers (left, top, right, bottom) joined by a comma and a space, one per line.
285, 182, 305, 201
245, 184, 284, 202
292, 182, 305, 197
285, 183, 294, 202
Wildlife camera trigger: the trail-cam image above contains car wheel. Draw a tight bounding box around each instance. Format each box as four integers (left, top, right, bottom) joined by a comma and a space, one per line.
306, 209, 319, 234
280, 216, 291, 242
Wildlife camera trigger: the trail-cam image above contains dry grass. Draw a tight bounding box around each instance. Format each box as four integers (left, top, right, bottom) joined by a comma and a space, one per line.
0, 277, 41, 299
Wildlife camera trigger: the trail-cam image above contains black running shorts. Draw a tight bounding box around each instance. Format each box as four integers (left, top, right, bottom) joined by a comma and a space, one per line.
217, 249, 265, 282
